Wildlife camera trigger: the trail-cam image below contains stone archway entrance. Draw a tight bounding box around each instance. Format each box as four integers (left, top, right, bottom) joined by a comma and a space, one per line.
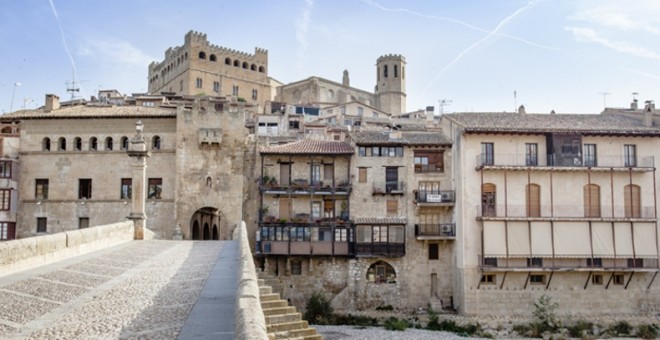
190, 207, 221, 240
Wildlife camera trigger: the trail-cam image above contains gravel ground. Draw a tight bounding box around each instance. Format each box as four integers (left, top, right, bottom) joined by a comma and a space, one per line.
315, 325, 488, 340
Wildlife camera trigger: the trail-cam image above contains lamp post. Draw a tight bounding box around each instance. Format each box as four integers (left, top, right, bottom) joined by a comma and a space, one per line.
127, 120, 151, 239
9, 82, 21, 113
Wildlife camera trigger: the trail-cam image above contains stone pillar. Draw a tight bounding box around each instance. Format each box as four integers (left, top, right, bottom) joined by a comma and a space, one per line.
127, 120, 151, 240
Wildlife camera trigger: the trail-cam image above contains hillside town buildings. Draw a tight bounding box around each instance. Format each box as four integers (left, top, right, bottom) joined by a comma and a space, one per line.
1, 31, 658, 318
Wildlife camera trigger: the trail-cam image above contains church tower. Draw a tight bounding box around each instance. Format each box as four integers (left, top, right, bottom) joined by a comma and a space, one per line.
375, 54, 406, 115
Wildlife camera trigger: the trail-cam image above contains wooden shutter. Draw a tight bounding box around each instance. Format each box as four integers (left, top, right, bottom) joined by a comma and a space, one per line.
624, 184, 641, 218
526, 184, 540, 217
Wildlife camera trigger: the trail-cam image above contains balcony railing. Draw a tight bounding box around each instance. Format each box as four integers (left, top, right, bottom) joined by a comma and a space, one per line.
372, 181, 405, 195
260, 178, 352, 194
476, 153, 655, 169
479, 256, 659, 270
477, 204, 656, 219
415, 190, 455, 204
355, 242, 405, 257
415, 223, 456, 238
414, 164, 444, 173
257, 224, 354, 256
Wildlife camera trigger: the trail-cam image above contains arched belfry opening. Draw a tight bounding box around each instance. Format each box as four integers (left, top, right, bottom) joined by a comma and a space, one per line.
189, 207, 222, 240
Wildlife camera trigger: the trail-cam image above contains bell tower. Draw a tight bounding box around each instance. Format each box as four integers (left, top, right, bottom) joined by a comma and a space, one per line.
375, 54, 406, 115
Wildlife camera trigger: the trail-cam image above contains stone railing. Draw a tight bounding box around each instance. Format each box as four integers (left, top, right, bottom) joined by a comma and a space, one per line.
0, 221, 149, 277
234, 221, 268, 339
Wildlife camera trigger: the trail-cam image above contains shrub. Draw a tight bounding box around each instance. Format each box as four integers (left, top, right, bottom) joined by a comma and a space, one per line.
512, 323, 531, 336
567, 320, 594, 338
384, 317, 408, 331
304, 292, 333, 325
635, 324, 659, 339
332, 314, 378, 327
608, 320, 632, 336
376, 305, 394, 311
532, 295, 559, 332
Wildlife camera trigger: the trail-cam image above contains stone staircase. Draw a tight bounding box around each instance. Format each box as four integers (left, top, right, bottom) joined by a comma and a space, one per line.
258, 273, 323, 340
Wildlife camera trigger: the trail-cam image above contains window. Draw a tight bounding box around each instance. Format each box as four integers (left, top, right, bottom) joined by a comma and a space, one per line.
121, 136, 129, 151
525, 143, 538, 166
42, 137, 51, 151
624, 184, 641, 218
414, 150, 444, 172
627, 258, 643, 268
213, 81, 220, 93
481, 143, 494, 166
311, 164, 321, 185
148, 178, 162, 199
79, 179, 92, 199
483, 257, 498, 267
58, 137, 66, 151
37, 217, 47, 233
530, 274, 546, 284
0, 222, 15, 240
291, 260, 302, 275
394, 65, 398, 78
0, 161, 11, 178
35, 179, 48, 200
196, 78, 202, 88
367, 261, 396, 284
74, 137, 82, 151
152, 136, 161, 150
481, 183, 496, 217
105, 137, 113, 150
180, 80, 183, 91
358, 147, 367, 156
584, 184, 601, 217
335, 228, 348, 242
232, 85, 239, 96
386, 200, 397, 216
89, 137, 98, 151
209, 54, 217, 62
225, 57, 231, 65
613, 274, 625, 285
121, 178, 132, 199
311, 202, 321, 219
584, 144, 597, 167
624, 144, 637, 167
526, 184, 540, 217
252, 89, 258, 100
428, 243, 439, 260
383, 65, 388, 78
358, 168, 367, 183
357, 107, 364, 116
587, 257, 603, 267
0, 190, 9, 211
79, 217, 89, 229
198, 51, 206, 59
592, 274, 603, 285
481, 274, 496, 284
385, 167, 399, 192
527, 257, 543, 267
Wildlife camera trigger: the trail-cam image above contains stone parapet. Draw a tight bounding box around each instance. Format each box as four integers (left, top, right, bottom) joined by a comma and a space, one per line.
234, 221, 269, 339
0, 221, 136, 277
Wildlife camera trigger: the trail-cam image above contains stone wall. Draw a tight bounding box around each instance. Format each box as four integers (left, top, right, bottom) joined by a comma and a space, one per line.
0, 221, 139, 276
234, 221, 268, 339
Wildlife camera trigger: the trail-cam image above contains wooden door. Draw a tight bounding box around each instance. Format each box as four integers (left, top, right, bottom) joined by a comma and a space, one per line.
280, 163, 290, 186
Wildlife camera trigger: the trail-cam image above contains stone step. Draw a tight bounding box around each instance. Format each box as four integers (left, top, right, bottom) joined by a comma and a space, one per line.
263, 306, 297, 316
258, 278, 266, 286
261, 299, 289, 309
260, 293, 281, 302
259, 286, 273, 295
266, 312, 302, 325
267, 320, 309, 333
271, 327, 319, 339
302, 335, 323, 340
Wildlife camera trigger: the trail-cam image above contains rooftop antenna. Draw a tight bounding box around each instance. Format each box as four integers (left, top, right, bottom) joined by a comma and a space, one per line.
438, 99, 452, 115
632, 92, 639, 101
598, 91, 611, 108
65, 68, 87, 100
514, 90, 517, 112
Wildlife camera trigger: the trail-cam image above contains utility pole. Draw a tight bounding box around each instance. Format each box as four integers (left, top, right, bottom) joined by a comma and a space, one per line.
598, 91, 611, 109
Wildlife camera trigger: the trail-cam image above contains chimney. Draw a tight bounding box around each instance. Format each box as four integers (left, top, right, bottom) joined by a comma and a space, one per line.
644, 100, 654, 127
426, 106, 435, 121
644, 100, 655, 111
631, 99, 638, 110
45, 94, 60, 112
518, 105, 526, 114
342, 70, 350, 87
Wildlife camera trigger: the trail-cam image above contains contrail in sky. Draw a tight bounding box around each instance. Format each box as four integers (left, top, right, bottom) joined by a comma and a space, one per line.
48, 0, 78, 82
421, 1, 538, 97
361, 0, 557, 51
295, 0, 314, 74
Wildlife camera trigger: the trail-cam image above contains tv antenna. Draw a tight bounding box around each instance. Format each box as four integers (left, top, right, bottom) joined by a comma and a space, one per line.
597, 91, 611, 108
65, 68, 87, 100
438, 99, 452, 115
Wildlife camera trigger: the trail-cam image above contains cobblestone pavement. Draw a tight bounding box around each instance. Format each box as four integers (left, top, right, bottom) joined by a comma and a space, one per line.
0, 240, 227, 340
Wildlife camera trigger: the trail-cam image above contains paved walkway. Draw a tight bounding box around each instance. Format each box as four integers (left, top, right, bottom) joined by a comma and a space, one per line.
0, 240, 238, 340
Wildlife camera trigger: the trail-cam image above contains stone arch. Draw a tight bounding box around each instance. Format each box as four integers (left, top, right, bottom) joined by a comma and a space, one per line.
198, 51, 206, 59
233, 60, 240, 67
258, 66, 265, 73
242, 61, 248, 69
203, 223, 210, 240
74, 137, 82, 151
225, 57, 231, 65
190, 207, 223, 240
89, 137, 98, 151
366, 260, 396, 284
192, 221, 200, 240
212, 225, 218, 240
42, 137, 51, 151
152, 135, 161, 150
120, 136, 129, 150
58, 137, 66, 151
250, 64, 256, 71
209, 54, 217, 62
105, 136, 113, 150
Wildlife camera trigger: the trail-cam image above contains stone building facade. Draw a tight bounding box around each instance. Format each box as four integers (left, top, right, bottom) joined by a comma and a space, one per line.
0, 123, 19, 240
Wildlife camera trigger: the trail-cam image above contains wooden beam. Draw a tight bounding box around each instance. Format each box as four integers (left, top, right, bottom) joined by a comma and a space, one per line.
584, 271, 592, 290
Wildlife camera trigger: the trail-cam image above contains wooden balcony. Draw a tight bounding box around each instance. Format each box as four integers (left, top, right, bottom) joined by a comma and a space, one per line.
415, 223, 456, 240
372, 181, 405, 195
355, 243, 405, 257
414, 190, 455, 206
477, 204, 656, 221
260, 179, 352, 196
257, 223, 353, 256
476, 153, 655, 171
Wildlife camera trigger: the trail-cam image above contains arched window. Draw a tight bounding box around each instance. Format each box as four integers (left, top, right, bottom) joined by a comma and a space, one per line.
184, 52, 188, 60
584, 184, 601, 217
233, 60, 240, 67
43, 137, 51, 151
74, 137, 82, 151
394, 65, 398, 78
105, 137, 113, 151
258, 66, 265, 73
58, 137, 66, 151
192, 221, 200, 240
212, 225, 218, 240
624, 184, 641, 218
225, 57, 231, 65
203, 223, 210, 240
242, 62, 248, 69
383, 65, 388, 78
89, 137, 98, 151
482, 183, 496, 217
206, 176, 212, 187
250, 64, 256, 71
120, 136, 129, 151
152, 136, 161, 150
366, 261, 396, 284
198, 51, 206, 59
526, 184, 540, 217
209, 54, 217, 62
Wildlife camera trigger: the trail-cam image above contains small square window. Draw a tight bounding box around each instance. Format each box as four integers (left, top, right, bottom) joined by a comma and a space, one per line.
592, 274, 603, 285
613, 274, 625, 285
36, 217, 47, 233
483, 257, 498, 267
148, 178, 162, 199
587, 258, 602, 267
291, 260, 302, 275
121, 178, 132, 199
527, 257, 543, 267
36, 179, 49, 200
79, 217, 89, 229
428, 243, 439, 260
530, 274, 546, 284
481, 274, 496, 284
79, 179, 92, 199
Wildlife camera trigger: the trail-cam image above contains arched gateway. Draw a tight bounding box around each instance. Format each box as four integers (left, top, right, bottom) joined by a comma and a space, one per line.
190, 207, 221, 240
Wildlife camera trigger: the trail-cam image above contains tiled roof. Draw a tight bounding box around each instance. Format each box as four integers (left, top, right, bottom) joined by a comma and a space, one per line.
354, 217, 407, 225
443, 112, 660, 136
0, 105, 176, 120
349, 131, 452, 146
260, 140, 354, 155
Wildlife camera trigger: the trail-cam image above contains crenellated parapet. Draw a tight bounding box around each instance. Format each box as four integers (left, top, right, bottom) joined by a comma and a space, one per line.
377, 54, 406, 63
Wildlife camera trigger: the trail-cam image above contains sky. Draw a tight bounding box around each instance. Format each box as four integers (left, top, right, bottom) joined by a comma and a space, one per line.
1, 0, 659, 114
